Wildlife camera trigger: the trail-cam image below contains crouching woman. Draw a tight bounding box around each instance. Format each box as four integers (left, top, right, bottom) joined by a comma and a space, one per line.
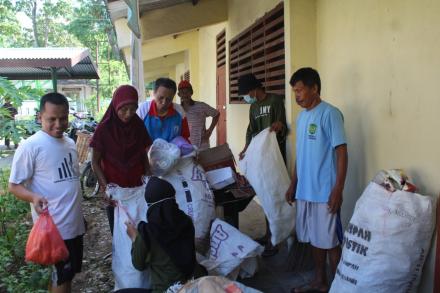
125, 177, 201, 292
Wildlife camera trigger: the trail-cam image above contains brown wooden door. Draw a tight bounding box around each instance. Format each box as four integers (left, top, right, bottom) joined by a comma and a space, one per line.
216, 64, 227, 145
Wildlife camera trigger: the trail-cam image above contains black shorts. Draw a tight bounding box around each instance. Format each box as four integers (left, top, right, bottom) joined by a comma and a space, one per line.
52, 235, 84, 286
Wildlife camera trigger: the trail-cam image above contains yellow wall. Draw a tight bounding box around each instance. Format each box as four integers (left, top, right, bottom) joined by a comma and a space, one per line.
124, 30, 200, 99
143, 51, 185, 84
315, 0, 439, 291
198, 22, 227, 147
285, 0, 318, 172
226, 0, 283, 158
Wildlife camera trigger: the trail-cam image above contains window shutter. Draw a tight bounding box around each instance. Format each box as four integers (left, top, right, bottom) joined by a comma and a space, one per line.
217, 29, 226, 68
229, 2, 285, 103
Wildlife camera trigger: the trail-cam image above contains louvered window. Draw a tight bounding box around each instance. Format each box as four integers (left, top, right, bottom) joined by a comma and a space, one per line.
229, 2, 285, 103
217, 29, 226, 68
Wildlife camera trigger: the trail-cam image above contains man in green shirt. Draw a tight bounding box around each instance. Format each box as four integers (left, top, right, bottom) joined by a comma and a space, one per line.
238, 73, 287, 256
238, 74, 287, 161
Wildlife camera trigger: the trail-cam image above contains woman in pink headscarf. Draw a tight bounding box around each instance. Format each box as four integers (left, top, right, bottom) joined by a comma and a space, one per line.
90, 85, 152, 233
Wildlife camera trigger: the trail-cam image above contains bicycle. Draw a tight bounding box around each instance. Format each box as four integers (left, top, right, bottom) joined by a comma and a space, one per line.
76, 131, 99, 199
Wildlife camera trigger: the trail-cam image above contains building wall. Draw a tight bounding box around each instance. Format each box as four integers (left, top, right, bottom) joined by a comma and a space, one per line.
198, 22, 227, 147
285, 0, 318, 172
315, 0, 439, 291
226, 0, 283, 158
124, 30, 200, 99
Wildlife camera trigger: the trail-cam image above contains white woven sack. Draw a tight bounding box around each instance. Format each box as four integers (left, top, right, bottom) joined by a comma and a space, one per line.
238, 128, 295, 245
330, 182, 435, 293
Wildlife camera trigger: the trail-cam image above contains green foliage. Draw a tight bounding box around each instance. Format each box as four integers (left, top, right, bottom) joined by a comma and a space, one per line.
14, 0, 81, 47
0, 0, 33, 47
0, 119, 41, 145
0, 0, 129, 115
0, 169, 50, 292
0, 77, 43, 143
0, 77, 43, 107
67, 0, 115, 60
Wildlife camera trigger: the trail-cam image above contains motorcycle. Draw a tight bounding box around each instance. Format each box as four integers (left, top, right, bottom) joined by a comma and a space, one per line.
71, 112, 99, 199
69, 112, 97, 143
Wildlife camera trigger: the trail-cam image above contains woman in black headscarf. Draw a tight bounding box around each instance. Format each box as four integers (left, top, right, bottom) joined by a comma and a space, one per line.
125, 176, 196, 293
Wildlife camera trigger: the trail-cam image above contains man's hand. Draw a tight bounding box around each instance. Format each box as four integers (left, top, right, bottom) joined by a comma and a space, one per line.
270, 121, 284, 133
239, 149, 246, 160
285, 183, 296, 206
100, 186, 117, 207
202, 129, 213, 141
32, 196, 48, 214
125, 220, 138, 242
327, 187, 343, 214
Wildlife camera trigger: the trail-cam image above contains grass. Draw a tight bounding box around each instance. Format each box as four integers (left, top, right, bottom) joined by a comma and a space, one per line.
0, 169, 50, 292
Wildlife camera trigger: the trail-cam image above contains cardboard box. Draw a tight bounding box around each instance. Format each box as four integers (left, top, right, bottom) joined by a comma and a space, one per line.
206, 167, 236, 190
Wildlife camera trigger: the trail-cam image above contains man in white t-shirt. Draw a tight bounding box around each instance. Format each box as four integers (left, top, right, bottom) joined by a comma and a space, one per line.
9, 92, 85, 293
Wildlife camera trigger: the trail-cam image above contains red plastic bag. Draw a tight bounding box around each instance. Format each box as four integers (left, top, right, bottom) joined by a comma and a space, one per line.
25, 211, 69, 265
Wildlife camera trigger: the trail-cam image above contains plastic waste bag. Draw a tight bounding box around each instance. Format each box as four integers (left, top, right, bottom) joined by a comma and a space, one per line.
171, 136, 195, 156
148, 139, 181, 176
166, 276, 263, 293
329, 181, 435, 293
25, 210, 69, 265
238, 128, 295, 245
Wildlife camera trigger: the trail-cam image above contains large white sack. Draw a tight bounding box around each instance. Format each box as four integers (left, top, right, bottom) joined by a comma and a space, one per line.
199, 219, 264, 280
330, 182, 435, 293
162, 157, 216, 242
106, 183, 151, 290
238, 128, 295, 245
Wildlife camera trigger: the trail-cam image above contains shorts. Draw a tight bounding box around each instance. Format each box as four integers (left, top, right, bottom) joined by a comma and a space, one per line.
52, 235, 84, 286
296, 200, 343, 249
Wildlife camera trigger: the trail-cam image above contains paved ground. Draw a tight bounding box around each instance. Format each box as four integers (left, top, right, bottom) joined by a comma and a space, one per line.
238, 200, 314, 293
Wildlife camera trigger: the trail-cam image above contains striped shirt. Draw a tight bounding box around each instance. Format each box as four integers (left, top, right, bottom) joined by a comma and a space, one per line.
184, 101, 219, 149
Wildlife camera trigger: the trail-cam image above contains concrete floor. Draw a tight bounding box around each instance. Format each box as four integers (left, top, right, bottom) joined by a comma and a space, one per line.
238, 200, 314, 293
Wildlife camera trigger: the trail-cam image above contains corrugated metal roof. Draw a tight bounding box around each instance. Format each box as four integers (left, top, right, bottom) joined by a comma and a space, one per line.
0, 48, 99, 80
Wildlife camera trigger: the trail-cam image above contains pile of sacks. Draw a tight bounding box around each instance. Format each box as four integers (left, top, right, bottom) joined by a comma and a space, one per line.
109, 137, 281, 291
148, 138, 217, 246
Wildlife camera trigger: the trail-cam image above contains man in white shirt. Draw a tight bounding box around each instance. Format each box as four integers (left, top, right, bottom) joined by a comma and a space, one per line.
9, 92, 85, 293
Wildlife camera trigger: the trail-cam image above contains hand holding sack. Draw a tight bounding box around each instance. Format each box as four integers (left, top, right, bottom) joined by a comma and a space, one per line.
25, 210, 69, 265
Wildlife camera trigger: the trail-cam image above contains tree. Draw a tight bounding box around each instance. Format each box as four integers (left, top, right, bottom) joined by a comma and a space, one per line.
15, 0, 81, 47
0, 77, 43, 144
67, 0, 128, 107
0, 0, 32, 47
0, 0, 129, 115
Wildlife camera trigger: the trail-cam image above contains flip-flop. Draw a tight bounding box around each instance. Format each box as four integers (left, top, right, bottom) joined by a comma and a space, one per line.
254, 236, 268, 245
261, 246, 279, 257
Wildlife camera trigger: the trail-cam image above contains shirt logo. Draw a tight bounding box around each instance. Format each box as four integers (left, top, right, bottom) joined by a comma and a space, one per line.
174, 125, 180, 135
255, 105, 271, 119
260, 105, 271, 115
308, 123, 317, 140
55, 152, 79, 183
